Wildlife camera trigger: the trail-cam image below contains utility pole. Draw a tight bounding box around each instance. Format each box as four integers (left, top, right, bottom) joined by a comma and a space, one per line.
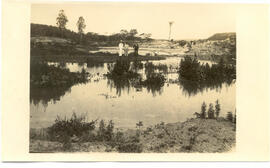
168, 21, 174, 41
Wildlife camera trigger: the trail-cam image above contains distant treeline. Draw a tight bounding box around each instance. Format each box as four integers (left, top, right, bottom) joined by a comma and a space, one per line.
31, 23, 151, 45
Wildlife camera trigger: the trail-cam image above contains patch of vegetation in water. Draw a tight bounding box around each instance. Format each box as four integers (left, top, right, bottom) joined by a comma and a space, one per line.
106, 58, 166, 96
30, 62, 90, 105
30, 61, 89, 88
179, 55, 236, 82
145, 62, 168, 74
178, 56, 235, 96
106, 58, 140, 79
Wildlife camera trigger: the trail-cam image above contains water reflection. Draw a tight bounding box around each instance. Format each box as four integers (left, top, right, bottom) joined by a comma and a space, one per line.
130, 59, 144, 72
107, 74, 165, 97
144, 82, 164, 96
30, 57, 236, 129
86, 62, 104, 68
30, 86, 71, 106
106, 59, 166, 97
31, 58, 235, 104
179, 78, 235, 97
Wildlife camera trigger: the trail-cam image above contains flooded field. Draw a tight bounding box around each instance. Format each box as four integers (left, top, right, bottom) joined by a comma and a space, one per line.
30, 57, 235, 129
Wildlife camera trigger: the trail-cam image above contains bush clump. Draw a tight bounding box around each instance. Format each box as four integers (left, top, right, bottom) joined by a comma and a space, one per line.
47, 113, 96, 142
116, 134, 143, 153
107, 59, 139, 79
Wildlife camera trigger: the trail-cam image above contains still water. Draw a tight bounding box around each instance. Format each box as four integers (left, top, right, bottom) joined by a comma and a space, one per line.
30, 57, 235, 129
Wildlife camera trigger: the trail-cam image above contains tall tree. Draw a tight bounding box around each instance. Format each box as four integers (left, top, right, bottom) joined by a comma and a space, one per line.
129, 29, 138, 37
215, 100, 221, 118
201, 102, 207, 119
120, 29, 129, 39
56, 9, 68, 37
226, 112, 233, 122
76, 16, 86, 42
208, 103, 215, 119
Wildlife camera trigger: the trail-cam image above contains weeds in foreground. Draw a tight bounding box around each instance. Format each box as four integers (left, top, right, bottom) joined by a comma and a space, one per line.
116, 133, 142, 153
47, 113, 96, 142
35, 113, 142, 152
31, 102, 235, 152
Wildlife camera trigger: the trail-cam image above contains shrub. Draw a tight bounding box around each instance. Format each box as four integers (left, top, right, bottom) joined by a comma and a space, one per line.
178, 56, 200, 81
178, 56, 236, 83
105, 120, 114, 141
155, 122, 165, 129
47, 112, 96, 142
136, 121, 143, 130
97, 120, 115, 141
116, 135, 142, 153
226, 112, 233, 122
107, 59, 139, 78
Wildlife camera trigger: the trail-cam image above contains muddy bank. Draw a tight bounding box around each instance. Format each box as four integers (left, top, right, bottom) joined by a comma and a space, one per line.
30, 118, 235, 153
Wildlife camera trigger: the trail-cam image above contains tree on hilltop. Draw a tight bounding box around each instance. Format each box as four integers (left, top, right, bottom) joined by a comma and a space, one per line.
56, 9, 68, 37
76, 16, 86, 42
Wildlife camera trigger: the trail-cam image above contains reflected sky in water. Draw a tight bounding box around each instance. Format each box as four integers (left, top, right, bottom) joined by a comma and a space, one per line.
31, 57, 235, 129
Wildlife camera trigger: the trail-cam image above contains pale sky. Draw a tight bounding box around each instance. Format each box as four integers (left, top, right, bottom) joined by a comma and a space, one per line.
31, 2, 236, 40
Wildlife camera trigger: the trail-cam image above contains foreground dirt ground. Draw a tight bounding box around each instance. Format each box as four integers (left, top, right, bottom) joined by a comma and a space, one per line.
30, 118, 235, 153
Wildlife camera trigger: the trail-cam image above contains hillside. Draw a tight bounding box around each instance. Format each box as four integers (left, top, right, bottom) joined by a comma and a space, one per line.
31, 23, 149, 46
30, 23, 236, 64
207, 32, 236, 41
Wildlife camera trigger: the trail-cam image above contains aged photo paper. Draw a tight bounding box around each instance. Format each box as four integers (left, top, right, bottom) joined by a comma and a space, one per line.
1, 0, 270, 161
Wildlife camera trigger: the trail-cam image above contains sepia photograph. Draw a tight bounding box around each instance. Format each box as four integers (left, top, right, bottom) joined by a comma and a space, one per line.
29, 2, 237, 153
